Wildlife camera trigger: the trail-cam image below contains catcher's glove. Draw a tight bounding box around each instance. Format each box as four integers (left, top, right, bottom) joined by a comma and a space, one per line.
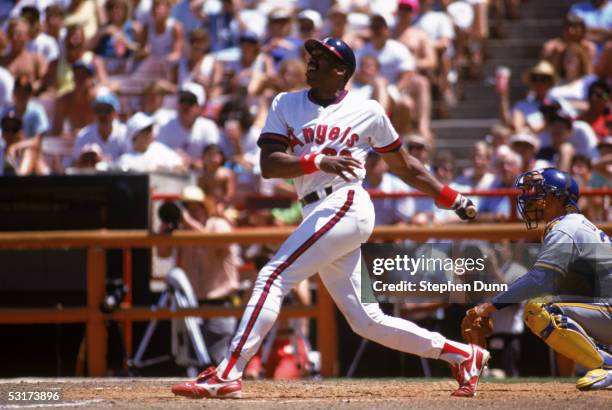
461, 308, 493, 347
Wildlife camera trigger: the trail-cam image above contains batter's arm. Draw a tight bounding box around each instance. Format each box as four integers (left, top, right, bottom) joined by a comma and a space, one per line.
259, 134, 362, 180
382, 147, 476, 220
381, 147, 443, 197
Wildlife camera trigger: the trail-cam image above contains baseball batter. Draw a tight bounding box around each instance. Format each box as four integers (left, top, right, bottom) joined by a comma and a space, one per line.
468, 168, 612, 390
172, 38, 488, 399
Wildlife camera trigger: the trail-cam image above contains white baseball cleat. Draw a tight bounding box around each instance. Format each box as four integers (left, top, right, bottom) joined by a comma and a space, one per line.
451, 344, 490, 397
171, 367, 242, 399
576, 369, 612, 391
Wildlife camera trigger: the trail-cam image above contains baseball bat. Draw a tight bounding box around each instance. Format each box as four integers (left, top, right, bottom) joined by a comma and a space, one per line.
466, 205, 477, 219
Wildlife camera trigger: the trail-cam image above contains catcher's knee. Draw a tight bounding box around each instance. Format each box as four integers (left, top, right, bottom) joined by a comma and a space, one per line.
523, 300, 604, 369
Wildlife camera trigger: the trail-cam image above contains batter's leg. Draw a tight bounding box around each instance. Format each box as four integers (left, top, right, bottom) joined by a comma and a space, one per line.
319, 248, 470, 360
216, 189, 367, 380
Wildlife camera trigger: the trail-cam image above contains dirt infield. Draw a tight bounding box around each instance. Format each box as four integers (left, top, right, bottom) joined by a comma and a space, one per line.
0, 378, 609, 409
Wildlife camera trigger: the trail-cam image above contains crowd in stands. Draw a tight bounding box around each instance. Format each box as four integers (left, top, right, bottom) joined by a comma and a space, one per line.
0, 0, 609, 226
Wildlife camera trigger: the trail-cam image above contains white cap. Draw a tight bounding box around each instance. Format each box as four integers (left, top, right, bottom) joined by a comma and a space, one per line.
298, 9, 323, 30
80, 143, 103, 157
509, 132, 541, 151
180, 81, 206, 106
127, 112, 155, 140
181, 185, 206, 203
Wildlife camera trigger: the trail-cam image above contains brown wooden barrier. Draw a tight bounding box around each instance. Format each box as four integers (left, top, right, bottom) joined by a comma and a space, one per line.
0, 222, 610, 377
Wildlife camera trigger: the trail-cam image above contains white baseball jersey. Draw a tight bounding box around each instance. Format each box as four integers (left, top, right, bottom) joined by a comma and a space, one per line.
258, 89, 401, 199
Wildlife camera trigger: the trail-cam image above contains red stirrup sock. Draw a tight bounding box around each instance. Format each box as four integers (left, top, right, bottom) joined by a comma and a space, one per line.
439, 340, 472, 364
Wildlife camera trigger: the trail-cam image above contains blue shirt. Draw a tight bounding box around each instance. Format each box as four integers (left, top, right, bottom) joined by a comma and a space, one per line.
2, 101, 49, 138
569, 1, 612, 31
478, 179, 511, 217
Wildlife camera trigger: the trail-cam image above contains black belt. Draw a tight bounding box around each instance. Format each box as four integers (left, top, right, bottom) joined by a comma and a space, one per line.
300, 186, 333, 207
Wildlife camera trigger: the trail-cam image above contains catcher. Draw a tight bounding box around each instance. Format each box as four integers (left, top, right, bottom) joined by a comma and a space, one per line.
462, 168, 612, 391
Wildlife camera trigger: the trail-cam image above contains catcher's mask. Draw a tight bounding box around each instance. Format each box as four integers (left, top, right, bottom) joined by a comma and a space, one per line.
514, 168, 580, 229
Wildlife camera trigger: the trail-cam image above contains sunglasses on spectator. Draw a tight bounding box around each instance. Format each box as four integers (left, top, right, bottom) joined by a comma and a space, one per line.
94, 105, 113, 115
591, 90, 610, 100
179, 95, 198, 106
299, 22, 315, 33
531, 74, 552, 83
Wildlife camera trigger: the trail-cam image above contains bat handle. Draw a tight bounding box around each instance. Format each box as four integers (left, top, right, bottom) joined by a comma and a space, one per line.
466, 205, 477, 219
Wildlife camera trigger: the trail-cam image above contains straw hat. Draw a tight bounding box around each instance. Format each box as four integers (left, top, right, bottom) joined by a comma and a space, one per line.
522, 60, 559, 86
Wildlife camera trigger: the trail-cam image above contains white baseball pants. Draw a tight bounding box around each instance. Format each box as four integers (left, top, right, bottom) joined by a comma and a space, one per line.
217, 185, 446, 380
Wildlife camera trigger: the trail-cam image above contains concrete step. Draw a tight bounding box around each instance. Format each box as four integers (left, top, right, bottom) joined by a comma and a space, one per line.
506, 18, 563, 39
432, 119, 497, 141
488, 39, 543, 60
460, 83, 527, 101
520, 0, 574, 18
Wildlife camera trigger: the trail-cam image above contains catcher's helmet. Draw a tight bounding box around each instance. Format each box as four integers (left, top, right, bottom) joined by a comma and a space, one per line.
514, 168, 580, 229
304, 37, 356, 78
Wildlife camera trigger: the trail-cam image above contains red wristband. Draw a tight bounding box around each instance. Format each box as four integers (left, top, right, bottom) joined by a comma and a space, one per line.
436, 185, 459, 209
299, 154, 320, 174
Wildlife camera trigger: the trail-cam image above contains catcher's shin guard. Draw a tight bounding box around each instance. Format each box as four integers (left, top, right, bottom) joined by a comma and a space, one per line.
523, 301, 610, 370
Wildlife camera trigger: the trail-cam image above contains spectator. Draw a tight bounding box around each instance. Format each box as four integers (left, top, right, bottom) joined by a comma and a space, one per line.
363, 151, 413, 225
568, 0, 612, 47
138, 0, 183, 63
252, 58, 307, 125
0, 18, 46, 90
594, 39, 612, 80
548, 43, 595, 110
323, 5, 363, 50
68, 142, 106, 172
508, 131, 549, 173
541, 14, 597, 68
594, 135, 612, 170
41, 24, 108, 97
350, 55, 392, 115
485, 123, 512, 167
570, 153, 607, 221
7, 75, 49, 139
72, 90, 129, 164
171, 0, 205, 38
89, 0, 140, 75
452, 141, 496, 208
117, 111, 185, 172
198, 143, 236, 214
262, 7, 301, 69
403, 133, 435, 223
171, 28, 215, 91
156, 82, 220, 167
140, 79, 174, 127
44, 5, 66, 45
64, 0, 100, 40
213, 31, 267, 100
207, 0, 240, 52
157, 185, 240, 366
537, 103, 599, 169
0, 65, 13, 109
478, 149, 522, 222
501, 60, 572, 133
296, 9, 323, 43
357, 13, 432, 138
394, 0, 437, 75
414, 0, 456, 108
218, 98, 259, 172
577, 79, 611, 139
1, 110, 48, 175
21, 6, 60, 64
51, 61, 97, 137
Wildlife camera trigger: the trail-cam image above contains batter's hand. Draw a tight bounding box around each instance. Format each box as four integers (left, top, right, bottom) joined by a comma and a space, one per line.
453, 194, 477, 220
319, 155, 362, 182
